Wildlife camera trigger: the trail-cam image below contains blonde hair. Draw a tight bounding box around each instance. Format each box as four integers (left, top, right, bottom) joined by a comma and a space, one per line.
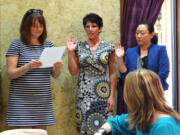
123, 69, 180, 132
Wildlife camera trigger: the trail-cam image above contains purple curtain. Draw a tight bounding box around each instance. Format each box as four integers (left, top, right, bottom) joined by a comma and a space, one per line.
117, 0, 164, 115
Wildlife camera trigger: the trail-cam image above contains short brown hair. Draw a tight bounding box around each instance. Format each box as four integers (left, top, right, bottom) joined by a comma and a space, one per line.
20, 9, 47, 45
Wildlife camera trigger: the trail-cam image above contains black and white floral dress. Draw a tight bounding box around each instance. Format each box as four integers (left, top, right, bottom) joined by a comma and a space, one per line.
75, 41, 114, 135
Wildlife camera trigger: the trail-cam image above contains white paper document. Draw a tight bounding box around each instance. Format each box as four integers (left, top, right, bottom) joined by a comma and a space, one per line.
39, 46, 66, 68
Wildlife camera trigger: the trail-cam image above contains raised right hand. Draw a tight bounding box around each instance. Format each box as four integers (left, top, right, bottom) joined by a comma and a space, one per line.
66, 34, 77, 52
115, 41, 125, 58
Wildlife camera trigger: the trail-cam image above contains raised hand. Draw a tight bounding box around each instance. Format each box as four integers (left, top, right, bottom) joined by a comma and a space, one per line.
115, 41, 124, 58
66, 34, 77, 52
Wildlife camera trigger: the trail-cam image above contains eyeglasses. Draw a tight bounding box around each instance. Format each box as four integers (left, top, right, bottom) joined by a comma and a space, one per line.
26, 9, 43, 15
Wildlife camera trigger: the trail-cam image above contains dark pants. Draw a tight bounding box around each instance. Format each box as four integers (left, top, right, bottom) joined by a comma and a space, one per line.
117, 78, 127, 115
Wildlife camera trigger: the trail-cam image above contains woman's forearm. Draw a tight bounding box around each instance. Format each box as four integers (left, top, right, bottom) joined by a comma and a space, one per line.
118, 57, 127, 73
7, 63, 30, 79
7, 56, 42, 79
109, 72, 116, 98
68, 50, 79, 76
109, 51, 117, 98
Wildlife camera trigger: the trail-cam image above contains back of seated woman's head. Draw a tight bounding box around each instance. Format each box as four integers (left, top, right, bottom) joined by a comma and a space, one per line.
124, 69, 164, 114
123, 69, 180, 132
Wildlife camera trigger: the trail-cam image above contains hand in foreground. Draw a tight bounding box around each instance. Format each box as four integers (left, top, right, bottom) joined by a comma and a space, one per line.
115, 41, 124, 58
94, 128, 108, 135
106, 96, 114, 112
66, 34, 78, 52
28, 60, 42, 69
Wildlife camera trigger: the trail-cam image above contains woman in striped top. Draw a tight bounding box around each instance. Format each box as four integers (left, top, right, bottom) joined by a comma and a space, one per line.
6, 9, 63, 130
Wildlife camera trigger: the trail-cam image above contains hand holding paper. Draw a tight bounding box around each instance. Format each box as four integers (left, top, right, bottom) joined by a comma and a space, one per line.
51, 60, 64, 78
28, 59, 42, 69
39, 46, 66, 68
52, 61, 63, 70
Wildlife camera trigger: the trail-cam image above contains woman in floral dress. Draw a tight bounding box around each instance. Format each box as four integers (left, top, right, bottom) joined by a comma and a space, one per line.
66, 13, 117, 135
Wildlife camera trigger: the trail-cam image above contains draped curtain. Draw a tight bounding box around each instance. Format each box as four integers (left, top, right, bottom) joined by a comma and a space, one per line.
117, 0, 164, 115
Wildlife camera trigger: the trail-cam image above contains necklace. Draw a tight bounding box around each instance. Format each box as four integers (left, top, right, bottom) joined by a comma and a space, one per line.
89, 46, 97, 51
87, 41, 101, 51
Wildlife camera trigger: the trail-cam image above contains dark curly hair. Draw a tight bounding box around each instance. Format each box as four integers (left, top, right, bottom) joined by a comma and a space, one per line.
83, 13, 103, 28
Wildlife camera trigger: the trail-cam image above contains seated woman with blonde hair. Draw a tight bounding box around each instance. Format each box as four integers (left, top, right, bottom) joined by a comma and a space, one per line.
94, 69, 180, 135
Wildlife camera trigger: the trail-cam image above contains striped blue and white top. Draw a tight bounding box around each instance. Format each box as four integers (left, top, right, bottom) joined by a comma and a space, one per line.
6, 38, 55, 126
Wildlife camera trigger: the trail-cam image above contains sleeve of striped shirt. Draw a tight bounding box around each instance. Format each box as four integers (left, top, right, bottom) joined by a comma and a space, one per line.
45, 40, 54, 47
6, 38, 21, 56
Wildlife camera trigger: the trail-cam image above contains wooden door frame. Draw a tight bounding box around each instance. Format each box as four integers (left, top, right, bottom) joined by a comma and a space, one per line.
120, 0, 124, 35
177, 0, 180, 113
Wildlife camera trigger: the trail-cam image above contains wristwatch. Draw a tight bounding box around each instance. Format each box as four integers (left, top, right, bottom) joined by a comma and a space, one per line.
97, 128, 107, 135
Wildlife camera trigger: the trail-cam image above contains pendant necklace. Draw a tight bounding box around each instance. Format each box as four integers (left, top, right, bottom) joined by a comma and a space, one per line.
87, 41, 101, 51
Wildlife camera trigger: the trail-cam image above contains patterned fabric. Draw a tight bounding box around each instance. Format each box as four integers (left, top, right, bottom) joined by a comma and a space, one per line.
6, 38, 55, 126
75, 41, 114, 135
